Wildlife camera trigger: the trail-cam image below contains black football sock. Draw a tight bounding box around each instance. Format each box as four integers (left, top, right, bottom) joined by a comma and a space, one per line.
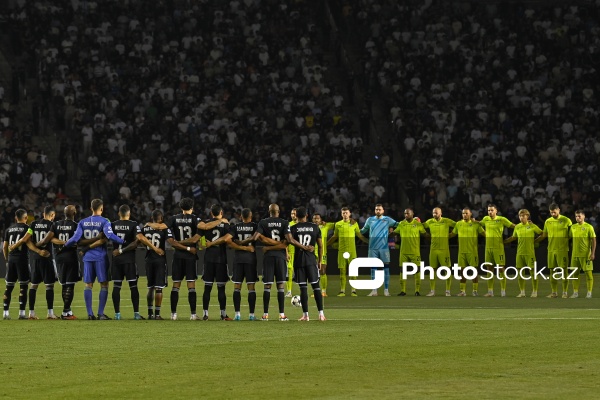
45, 285, 54, 311
170, 287, 179, 313
263, 288, 271, 314
202, 284, 212, 314
19, 284, 28, 311
248, 290, 256, 314
312, 283, 324, 311
29, 287, 37, 311
147, 288, 154, 317
277, 288, 285, 314
188, 288, 197, 314
217, 284, 226, 314
112, 283, 122, 313
63, 284, 74, 313
155, 288, 163, 316
3, 285, 14, 311
300, 285, 309, 313
233, 288, 241, 313
130, 282, 140, 313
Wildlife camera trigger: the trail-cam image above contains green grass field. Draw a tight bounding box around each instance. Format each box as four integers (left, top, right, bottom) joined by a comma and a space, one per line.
2, 276, 600, 399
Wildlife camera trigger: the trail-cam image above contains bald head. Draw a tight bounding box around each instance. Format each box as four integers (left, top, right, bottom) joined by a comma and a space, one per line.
432, 207, 442, 220
64, 205, 77, 220
269, 203, 280, 217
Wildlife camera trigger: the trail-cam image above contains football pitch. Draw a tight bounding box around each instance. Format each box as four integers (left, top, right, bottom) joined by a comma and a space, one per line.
1, 276, 599, 399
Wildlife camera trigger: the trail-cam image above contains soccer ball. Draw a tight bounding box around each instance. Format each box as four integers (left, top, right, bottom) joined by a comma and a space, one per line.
291, 295, 302, 307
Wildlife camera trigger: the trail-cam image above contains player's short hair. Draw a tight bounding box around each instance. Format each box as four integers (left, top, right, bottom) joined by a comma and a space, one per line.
296, 207, 307, 219
404, 207, 414, 213
341, 207, 350, 212
313, 213, 322, 219
518, 209, 530, 216
179, 197, 194, 211
119, 204, 130, 216
575, 209, 585, 216
210, 204, 222, 217
241, 208, 252, 219
91, 199, 103, 211
462, 207, 471, 212
375, 203, 384, 209
64, 205, 76, 219
268, 203, 280, 216
152, 209, 163, 222
487, 204, 497, 210
549, 203, 559, 211
43, 205, 55, 216
15, 209, 27, 221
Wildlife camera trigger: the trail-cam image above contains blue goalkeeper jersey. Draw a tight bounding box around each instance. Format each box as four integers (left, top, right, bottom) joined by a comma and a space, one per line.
360, 216, 398, 251
65, 215, 124, 261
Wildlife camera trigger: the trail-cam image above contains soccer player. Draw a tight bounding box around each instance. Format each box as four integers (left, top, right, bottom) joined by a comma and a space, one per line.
39, 205, 83, 319
327, 207, 368, 296
2, 209, 33, 320
535, 203, 572, 298
311, 213, 334, 297
423, 207, 456, 296
450, 207, 485, 296
226, 208, 258, 320
152, 198, 225, 320
480, 204, 515, 297
285, 208, 298, 297
568, 210, 596, 298
64, 199, 125, 320
288, 207, 326, 321
504, 209, 542, 297
110, 205, 143, 320
245, 203, 291, 321
199, 204, 232, 321
10, 206, 57, 319
360, 204, 399, 296
393, 208, 427, 296
137, 210, 170, 320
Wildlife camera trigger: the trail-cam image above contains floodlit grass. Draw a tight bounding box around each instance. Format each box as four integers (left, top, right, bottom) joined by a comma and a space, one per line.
1, 276, 599, 399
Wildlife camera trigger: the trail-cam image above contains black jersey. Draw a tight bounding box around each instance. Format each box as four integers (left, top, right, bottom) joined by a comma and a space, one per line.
257, 217, 290, 260
4, 223, 29, 260
52, 220, 78, 260
203, 218, 230, 264
111, 220, 141, 265
141, 225, 173, 260
290, 222, 321, 267
229, 222, 258, 264
28, 219, 54, 260
167, 213, 200, 259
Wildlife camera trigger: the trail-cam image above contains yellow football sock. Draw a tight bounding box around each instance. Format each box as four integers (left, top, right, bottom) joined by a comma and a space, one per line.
321, 274, 328, 292
586, 270, 593, 293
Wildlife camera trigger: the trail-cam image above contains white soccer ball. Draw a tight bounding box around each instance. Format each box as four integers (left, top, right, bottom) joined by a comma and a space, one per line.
291, 295, 302, 307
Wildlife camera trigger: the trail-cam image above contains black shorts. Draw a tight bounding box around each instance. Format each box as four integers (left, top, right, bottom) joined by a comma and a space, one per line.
294, 263, 320, 285
172, 257, 197, 282
6, 257, 30, 284
232, 262, 258, 284
30, 257, 57, 285
55, 256, 81, 285
112, 262, 138, 282
262, 257, 287, 284
146, 258, 168, 288
202, 262, 229, 284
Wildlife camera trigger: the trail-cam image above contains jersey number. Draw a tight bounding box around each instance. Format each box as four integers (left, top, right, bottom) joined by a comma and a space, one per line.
145, 233, 161, 250
83, 229, 100, 239
211, 229, 220, 242
298, 234, 311, 246
271, 229, 280, 242
34, 231, 47, 243
178, 226, 192, 240
116, 233, 126, 250
58, 233, 70, 242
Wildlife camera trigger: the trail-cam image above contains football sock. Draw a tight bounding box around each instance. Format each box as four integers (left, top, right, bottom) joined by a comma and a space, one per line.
571, 269, 581, 293
277, 288, 285, 314
518, 276, 526, 292
473, 282, 479, 292
487, 277, 494, 292
532, 275, 539, 292
63, 284, 74, 313
339, 267, 347, 292
430, 277, 436, 292
217, 284, 226, 312
299, 284, 309, 313
550, 274, 558, 293
233, 288, 241, 312
311, 283, 323, 311
415, 273, 421, 293
248, 290, 256, 314
170, 287, 179, 313
3, 284, 14, 311
45, 285, 54, 310
562, 270, 569, 292
585, 270, 593, 293
98, 287, 108, 316
29, 287, 37, 311
400, 277, 407, 293
286, 266, 293, 292
384, 266, 390, 290
155, 288, 163, 315
459, 282, 466, 292
84, 287, 93, 315
321, 274, 328, 292
130, 282, 140, 313
112, 282, 122, 313
147, 288, 154, 316
188, 288, 197, 314
220, 308, 227, 318
445, 277, 452, 292
19, 284, 27, 311
500, 270, 507, 292
202, 285, 212, 312
263, 288, 271, 314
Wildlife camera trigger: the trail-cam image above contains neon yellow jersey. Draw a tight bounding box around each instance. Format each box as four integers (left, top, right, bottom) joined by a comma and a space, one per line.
570, 222, 596, 258
452, 220, 484, 255
314, 222, 335, 263
424, 218, 455, 251
394, 219, 425, 255
287, 220, 297, 255
333, 220, 360, 255
480, 216, 513, 249
512, 222, 542, 255
543, 215, 572, 253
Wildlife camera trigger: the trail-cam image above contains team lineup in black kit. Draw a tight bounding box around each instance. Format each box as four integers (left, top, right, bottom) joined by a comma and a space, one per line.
2, 198, 327, 322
